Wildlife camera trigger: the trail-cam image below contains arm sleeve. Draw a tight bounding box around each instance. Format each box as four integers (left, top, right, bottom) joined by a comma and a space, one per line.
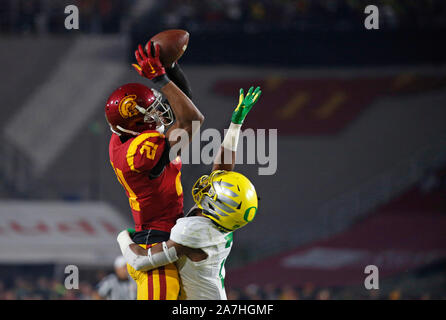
123, 243, 178, 272
126, 132, 167, 173
165, 62, 193, 100
117, 230, 178, 272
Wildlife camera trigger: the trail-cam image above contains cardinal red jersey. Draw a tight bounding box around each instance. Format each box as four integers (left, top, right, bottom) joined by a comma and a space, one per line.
109, 130, 183, 233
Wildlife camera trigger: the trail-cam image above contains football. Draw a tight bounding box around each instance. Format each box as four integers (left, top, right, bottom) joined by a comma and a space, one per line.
148, 29, 190, 67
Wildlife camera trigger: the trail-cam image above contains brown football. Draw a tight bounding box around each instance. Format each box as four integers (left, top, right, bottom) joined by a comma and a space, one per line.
148, 29, 190, 67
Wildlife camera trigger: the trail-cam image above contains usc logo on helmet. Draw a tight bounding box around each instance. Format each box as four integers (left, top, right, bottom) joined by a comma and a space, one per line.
118, 95, 139, 118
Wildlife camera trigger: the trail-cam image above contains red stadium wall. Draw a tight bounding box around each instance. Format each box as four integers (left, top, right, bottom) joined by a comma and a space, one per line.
227, 169, 446, 288
213, 74, 446, 135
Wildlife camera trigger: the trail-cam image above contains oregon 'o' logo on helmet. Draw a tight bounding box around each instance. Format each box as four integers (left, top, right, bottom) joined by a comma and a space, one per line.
118, 95, 139, 118
243, 206, 257, 222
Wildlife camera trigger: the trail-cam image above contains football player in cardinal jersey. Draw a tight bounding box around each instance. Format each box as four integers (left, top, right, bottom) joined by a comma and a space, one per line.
117, 86, 261, 300
105, 41, 203, 300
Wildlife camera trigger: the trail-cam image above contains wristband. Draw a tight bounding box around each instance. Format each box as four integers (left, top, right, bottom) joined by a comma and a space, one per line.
152, 74, 170, 88
222, 122, 241, 151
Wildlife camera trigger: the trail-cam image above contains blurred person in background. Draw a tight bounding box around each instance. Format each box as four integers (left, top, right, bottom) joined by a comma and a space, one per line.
263, 283, 279, 300
96, 256, 136, 300
78, 281, 96, 300
368, 289, 381, 300
388, 289, 402, 300
301, 282, 316, 300
278, 284, 299, 300
35, 277, 51, 300
316, 288, 331, 300
243, 284, 263, 300
13, 277, 32, 300
227, 287, 242, 300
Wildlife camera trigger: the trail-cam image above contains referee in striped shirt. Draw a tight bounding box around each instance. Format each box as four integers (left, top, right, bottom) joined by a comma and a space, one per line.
96, 256, 136, 300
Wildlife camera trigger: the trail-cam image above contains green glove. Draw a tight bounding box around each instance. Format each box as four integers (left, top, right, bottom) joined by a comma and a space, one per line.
231, 86, 262, 124
126, 228, 136, 236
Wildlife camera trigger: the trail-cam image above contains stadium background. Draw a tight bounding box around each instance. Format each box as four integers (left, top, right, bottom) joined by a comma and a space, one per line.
0, 0, 445, 300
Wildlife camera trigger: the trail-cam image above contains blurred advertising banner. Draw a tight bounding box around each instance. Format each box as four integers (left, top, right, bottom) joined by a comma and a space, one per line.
214, 74, 446, 135
0, 201, 130, 266
227, 189, 446, 288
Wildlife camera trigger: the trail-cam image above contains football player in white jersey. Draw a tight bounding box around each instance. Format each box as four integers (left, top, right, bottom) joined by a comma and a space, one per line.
117, 86, 261, 300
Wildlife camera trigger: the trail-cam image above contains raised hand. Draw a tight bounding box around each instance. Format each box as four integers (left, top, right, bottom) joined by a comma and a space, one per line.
231, 86, 262, 124
132, 42, 166, 80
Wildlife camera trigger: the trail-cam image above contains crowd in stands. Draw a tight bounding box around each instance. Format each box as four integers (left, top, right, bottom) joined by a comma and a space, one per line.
159, 0, 446, 32
0, 263, 444, 300
1, 0, 445, 34
227, 283, 443, 300
228, 259, 446, 300
0, 274, 102, 300
0, 0, 131, 33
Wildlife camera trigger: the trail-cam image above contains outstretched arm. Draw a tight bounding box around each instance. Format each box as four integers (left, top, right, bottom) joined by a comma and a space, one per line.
212, 86, 261, 172
165, 62, 193, 100
132, 42, 204, 153
117, 229, 183, 272
117, 229, 207, 271
162, 81, 204, 150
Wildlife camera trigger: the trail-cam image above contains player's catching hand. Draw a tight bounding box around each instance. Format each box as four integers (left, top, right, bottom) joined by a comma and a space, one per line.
231, 86, 262, 124
132, 41, 166, 80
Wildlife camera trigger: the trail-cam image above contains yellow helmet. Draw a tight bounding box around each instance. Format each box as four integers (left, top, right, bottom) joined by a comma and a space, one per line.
192, 170, 258, 232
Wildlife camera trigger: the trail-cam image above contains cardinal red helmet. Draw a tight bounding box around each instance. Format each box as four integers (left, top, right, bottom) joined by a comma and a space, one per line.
105, 83, 173, 136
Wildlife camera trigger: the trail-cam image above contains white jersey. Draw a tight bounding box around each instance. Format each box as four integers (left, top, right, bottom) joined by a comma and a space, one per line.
170, 216, 233, 300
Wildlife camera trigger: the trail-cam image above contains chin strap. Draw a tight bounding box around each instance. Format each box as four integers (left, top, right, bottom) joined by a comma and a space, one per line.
116, 125, 140, 136
156, 124, 165, 133
110, 125, 122, 136
110, 125, 165, 136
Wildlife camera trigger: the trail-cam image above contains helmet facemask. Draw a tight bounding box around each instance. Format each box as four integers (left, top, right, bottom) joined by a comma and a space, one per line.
192, 171, 220, 206
134, 89, 174, 134
192, 171, 242, 231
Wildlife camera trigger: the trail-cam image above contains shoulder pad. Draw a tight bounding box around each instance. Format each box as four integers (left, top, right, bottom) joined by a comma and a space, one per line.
170, 217, 226, 248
